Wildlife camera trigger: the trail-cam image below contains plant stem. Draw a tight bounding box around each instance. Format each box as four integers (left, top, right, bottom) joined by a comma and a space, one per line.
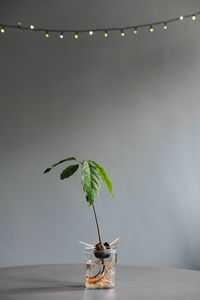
92, 203, 102, 244
76, 159, 83, 165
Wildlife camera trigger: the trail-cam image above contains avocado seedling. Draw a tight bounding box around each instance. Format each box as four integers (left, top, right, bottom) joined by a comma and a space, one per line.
44, 157, 115, 259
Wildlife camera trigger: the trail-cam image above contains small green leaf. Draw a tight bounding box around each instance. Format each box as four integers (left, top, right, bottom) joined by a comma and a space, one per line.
44, 167, 51, 174
52, 157, 76, 167
81, 161, 101, 206
91, 161, 115, 199
60, 164, 79, 180
44, 157, 78, 175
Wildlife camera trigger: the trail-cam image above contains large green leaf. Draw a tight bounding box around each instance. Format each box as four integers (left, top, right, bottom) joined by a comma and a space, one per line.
60, 164, 79, 180
91, 161, 115, 199
43, 157, 77, 174
81, 161, 101, 206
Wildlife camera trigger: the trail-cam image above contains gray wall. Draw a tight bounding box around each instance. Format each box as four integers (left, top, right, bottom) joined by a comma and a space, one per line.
1, 0, 200, 269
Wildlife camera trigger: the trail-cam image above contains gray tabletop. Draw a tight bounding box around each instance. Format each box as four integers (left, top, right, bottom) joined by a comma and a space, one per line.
0, 264, 200, 300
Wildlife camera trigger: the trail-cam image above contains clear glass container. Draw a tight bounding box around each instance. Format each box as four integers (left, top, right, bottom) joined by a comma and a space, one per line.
85, 247, 117, 289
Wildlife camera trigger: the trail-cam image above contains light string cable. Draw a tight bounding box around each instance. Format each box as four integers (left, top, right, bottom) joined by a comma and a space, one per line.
0, 10, 200, 38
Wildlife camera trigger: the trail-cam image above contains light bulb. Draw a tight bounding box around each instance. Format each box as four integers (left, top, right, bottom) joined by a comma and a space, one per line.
121, 30, 125, 37
60, 32, 64, 39
192, 15, 196, 20
30, 25, 35, 30
133, 28, 137, 34
89, 30, 94, 35
1, 26, 5, 33
104, 31, 108, 37
180, 16, 184, 21
17, 21, 22, 27
45, 31, 49, 38
74, 33, 78, 39
150, 26, 154, 32
163, 23, 167, 30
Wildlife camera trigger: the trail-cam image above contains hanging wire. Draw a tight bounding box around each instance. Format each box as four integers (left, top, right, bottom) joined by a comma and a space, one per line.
0, 10, 200, 37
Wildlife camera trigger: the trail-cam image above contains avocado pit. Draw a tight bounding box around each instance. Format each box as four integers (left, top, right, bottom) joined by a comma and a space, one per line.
94, 242, 111, 259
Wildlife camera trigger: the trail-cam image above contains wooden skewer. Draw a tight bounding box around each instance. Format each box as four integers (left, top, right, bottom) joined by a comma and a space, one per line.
111, 237, 130, 247
78, 241, 94, 247
110, 237, 119, 245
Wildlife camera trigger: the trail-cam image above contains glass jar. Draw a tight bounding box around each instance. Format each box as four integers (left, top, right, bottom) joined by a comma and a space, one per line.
85, 247, 117, 289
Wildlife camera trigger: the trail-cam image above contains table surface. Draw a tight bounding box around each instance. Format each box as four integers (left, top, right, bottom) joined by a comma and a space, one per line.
0, 264, 200, 300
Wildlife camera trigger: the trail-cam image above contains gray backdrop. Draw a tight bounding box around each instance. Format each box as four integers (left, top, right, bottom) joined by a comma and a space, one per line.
1, 0, 200, 270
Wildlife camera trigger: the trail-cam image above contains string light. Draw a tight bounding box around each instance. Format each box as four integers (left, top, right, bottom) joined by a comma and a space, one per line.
60, 32, 64, 39
0, 10, 200, 40
163, 23, 168, 30
150, 25, 154, 32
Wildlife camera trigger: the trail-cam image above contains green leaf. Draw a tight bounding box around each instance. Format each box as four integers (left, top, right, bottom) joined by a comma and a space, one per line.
81, 161, 101, 206
43, 157, 77, 174
44, 167, 51, 174
91, 161, 115, 199
52, 157, 77, 167
60, 164, 79, 180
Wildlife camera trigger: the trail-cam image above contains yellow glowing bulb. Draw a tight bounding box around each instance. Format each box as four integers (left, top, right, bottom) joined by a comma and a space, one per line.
89, 30, 93, 35
180, 16, 184, 21
17, 21, 22, 27
121, 31, 125, 37
163, 24, 167, 30
74, 33, 78, 39
1, 27, 5, 33
192, 15, 196, 20
133, 28, 137, 34
30, 25, 34, 30
150, 27, 154, 32
45, 32, 49, 38
104, 31, 108, 37
60, 33, 64, 39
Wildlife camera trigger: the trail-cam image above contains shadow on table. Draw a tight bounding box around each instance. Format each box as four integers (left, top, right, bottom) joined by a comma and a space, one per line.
0, 279, 85, 296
